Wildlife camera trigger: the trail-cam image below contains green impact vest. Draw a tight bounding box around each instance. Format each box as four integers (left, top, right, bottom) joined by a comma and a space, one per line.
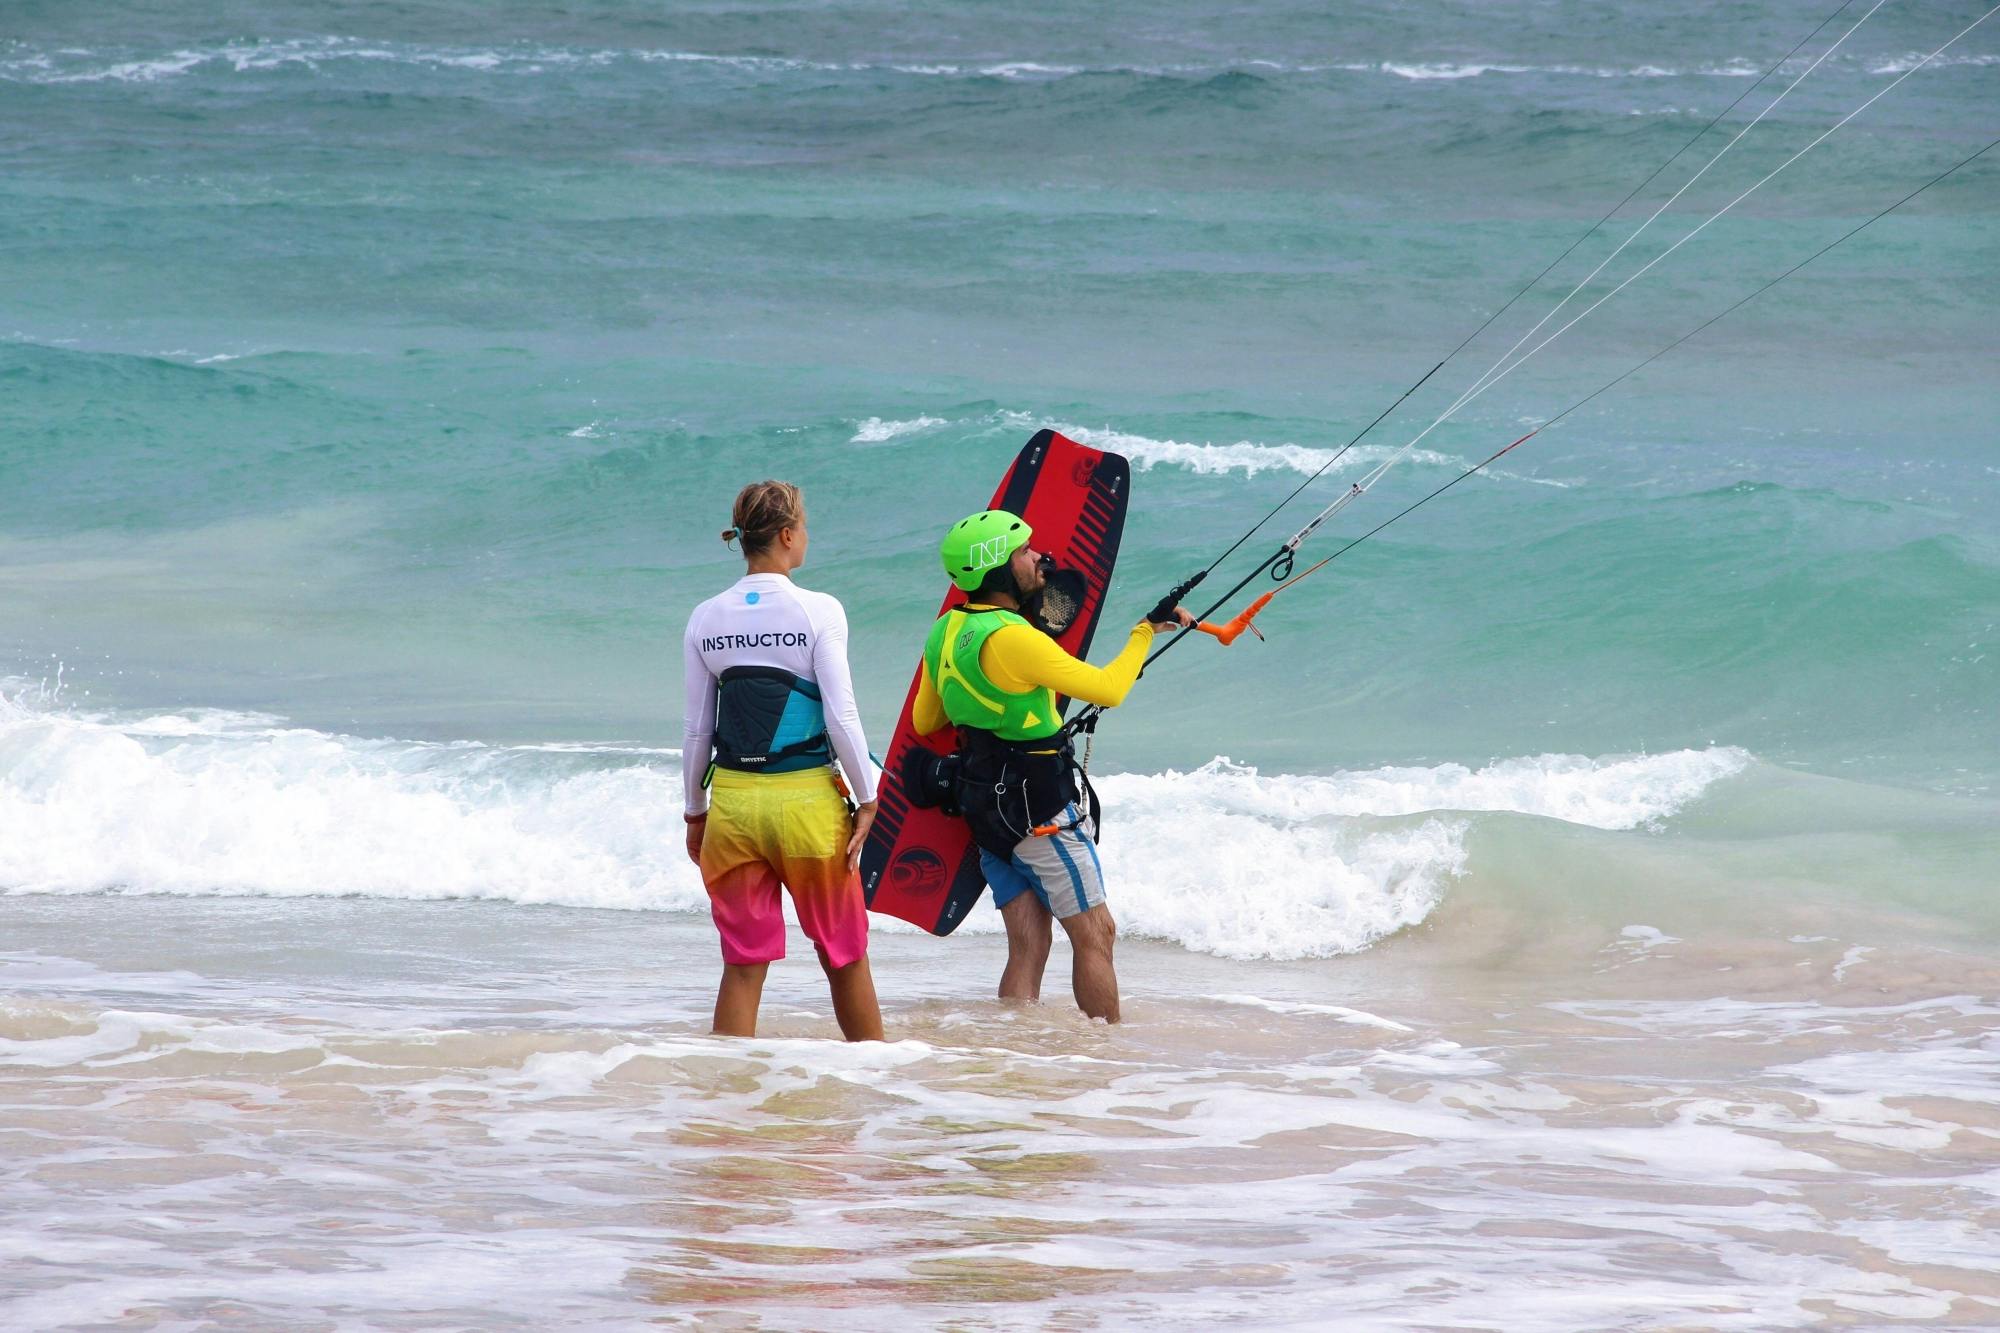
922, 607, 1061, 743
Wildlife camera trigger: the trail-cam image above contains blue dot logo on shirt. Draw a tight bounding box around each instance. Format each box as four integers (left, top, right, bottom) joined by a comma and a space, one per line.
745, 591, 760, 605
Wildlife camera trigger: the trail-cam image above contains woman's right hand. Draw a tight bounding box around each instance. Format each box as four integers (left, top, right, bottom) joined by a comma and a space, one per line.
1146, 605, 1194, 634
684, 813, 706, 865
845, 801, 878, 873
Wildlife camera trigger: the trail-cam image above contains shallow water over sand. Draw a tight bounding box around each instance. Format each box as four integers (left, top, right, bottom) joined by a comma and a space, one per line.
5, 897, 1996, 1330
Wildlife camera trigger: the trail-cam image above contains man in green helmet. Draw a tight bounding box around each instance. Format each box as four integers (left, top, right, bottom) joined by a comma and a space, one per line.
911, 509, 1190, 1023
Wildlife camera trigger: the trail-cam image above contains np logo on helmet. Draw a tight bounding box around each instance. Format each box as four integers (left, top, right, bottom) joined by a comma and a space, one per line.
940, 509, 1031, 593
968, 535, 1012, 572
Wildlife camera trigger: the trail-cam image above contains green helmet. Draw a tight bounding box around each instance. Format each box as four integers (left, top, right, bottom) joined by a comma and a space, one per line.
940, 509, 1032, 592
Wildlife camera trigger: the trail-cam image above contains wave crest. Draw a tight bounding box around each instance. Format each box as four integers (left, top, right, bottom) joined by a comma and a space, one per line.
850, 416, 948, 444
0, 689, 1745, 959
1097, 751, 1745, 957
1055, 424, 1458, 479
9, 40, 1971, 87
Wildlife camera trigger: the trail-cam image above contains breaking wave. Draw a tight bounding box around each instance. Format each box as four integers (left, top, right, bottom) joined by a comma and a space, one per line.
0, 686, 1744, 959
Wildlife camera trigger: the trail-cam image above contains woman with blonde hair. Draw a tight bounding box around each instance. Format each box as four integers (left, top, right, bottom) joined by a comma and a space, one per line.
681, 480, 882, 1040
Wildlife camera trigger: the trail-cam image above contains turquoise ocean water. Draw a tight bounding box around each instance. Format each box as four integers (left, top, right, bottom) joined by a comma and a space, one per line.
5, 0, 1995, 912
3, 3, 1999, 1325
2, 0, 1992, 767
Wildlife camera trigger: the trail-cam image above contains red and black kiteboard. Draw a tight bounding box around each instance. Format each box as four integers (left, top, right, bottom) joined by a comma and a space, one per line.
862, 430, 1129, 935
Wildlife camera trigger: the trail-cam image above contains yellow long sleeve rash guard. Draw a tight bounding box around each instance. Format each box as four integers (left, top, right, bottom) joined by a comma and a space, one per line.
912, 611, 1155, 737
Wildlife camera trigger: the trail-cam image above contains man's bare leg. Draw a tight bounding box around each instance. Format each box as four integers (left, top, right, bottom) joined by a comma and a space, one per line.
1058, 905, 1119, 1023
999, 893, 1053, 1004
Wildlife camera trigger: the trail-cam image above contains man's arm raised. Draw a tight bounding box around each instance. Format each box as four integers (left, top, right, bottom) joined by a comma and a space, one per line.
983, 619, 1158, 709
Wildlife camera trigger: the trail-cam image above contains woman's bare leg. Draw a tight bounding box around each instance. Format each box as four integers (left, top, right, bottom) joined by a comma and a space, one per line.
712, 961, 769, 1036
819, 951, 884, 1041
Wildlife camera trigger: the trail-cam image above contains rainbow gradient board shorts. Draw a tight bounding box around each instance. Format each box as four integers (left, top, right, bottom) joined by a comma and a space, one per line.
699, 766, 868, 969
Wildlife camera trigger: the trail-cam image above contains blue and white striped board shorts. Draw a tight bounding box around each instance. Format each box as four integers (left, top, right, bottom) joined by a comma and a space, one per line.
978, 803, 1105, 919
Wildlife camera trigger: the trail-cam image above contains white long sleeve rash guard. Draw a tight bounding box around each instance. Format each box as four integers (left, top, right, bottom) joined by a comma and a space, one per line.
681, 572, 878, 816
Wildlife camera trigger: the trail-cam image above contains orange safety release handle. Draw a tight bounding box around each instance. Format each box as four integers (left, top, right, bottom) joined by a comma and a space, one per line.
1194, 591, 1275, 646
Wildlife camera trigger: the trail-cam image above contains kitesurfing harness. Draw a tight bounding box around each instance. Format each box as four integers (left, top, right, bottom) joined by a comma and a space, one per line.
708, 666, 831, 774
907, 603, 1102, 858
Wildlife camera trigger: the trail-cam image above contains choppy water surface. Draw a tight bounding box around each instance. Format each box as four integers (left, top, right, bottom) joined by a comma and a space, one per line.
5, 900, 1999, 1329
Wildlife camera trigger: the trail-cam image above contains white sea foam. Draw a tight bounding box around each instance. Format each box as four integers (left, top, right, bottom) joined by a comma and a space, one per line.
975, 62, 1084, 79
1870, 52, 2000, 75
1381, 62, 1512, 81
1597, 923, 1683, 971
0, 38, 611, 84
633, 49, 824, 73
1205, 994, 1414, 1031
0, 41, 1895, 87
880, 61, 1085, 79
0, 689, 699, 911
1374, 60, 1762, 81
122, 707, 288, 737
1117, 806, 1466, 959
506, 740, 679, 756
3, 973, 1987, 1328
1047, 423, 1458, 478
1094, 751, 1743, 957
1025, 419, 1569, 487
1104, 750, 1748, 830
1832, 944, 1874, 981
0, 689, 1746, 959
856, 406, 1569, 487
850, 415, 948, 444
5, 886, 1991, 1331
